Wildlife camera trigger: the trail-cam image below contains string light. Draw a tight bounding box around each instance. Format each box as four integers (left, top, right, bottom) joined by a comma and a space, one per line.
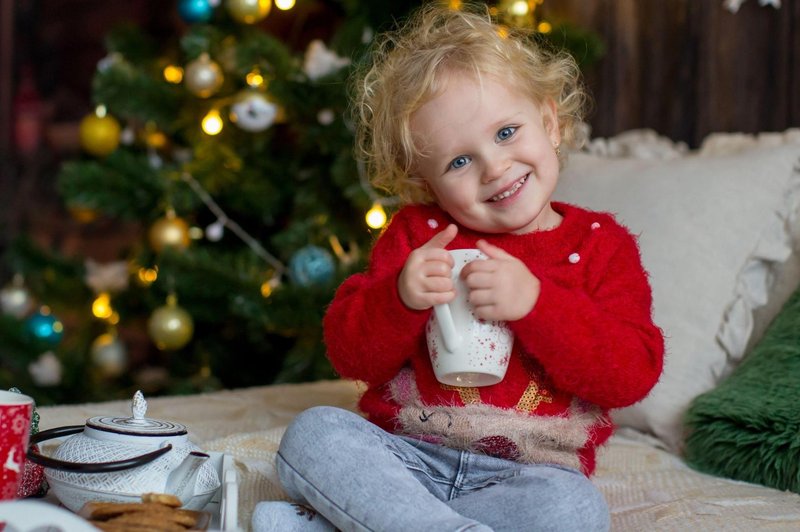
260, 276, 280, 298
92, 292, 114, 320
509, 0, 529, 16
201, 108, 223, 135
95, 105, 108, 118
144, 122, 168, 149
163, 65, 184, 84
137, 267, 158, 286
365, 202, 387, 229
246, 69, 265, 88
275, 0, 296, 10
537, 21, 552, 33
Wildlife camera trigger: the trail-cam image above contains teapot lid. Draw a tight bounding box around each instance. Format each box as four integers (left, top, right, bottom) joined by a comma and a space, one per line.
85, 390, 187, 437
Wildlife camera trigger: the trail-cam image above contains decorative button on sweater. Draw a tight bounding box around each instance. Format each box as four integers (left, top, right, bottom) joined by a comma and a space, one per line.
568, 252, 581, 264
323, 202, 664, 476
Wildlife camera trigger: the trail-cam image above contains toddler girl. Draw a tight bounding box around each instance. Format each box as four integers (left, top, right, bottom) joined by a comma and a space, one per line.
253, 4, 663, 531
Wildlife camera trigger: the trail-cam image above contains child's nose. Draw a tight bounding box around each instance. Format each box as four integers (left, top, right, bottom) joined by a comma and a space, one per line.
483, 155, 510, 183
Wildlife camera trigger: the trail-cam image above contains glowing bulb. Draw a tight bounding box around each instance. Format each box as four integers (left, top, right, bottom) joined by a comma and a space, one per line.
537, 21, 552, 33
365, 203, 387, 229
261, 276, 280, 298
246, 70, 265, 88
92, 292, 114, 320
145, 122, 168, 149
163, 65, 184, 84
448, 0, 462, 9
275, 0, 295, 10
202, 109, 223, 135
509, 0, 529, 16
95, 105, 108, 118
138, 267, 158, 285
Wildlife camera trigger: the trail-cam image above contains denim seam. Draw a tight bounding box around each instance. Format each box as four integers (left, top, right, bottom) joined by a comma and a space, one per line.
450, 449, 470, 500
385, 438, 455, 486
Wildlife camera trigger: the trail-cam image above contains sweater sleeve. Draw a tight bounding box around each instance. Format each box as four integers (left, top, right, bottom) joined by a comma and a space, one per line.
509, 223, 664, 409
322, 209, 431, 386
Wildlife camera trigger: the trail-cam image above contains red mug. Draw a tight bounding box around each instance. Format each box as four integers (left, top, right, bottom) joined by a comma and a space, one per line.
0, 390, 34, 500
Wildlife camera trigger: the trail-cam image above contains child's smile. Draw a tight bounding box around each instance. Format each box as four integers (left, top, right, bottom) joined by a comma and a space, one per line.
488, 173, 529, 203
410, 71, 563, 234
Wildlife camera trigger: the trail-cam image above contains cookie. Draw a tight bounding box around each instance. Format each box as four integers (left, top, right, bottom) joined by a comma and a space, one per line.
106, 513, 187, 532
142, 492, 183, 508
83, 494, 203, 531
88, 502, 172, 520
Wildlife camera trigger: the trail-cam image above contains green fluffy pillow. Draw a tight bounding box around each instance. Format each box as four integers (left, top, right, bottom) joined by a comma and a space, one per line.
684, 284, 800, 493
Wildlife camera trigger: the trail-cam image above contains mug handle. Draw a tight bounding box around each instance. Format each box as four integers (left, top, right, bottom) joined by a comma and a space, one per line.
433, 303, 462, 352
26, 425, 172, 473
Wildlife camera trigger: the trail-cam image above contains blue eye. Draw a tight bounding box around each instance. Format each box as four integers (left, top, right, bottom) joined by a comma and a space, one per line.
449, 155, 471, 170
496, 126, 517, 141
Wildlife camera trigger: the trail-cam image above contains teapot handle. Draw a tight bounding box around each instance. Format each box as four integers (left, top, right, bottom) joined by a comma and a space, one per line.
27, 425, 172, 473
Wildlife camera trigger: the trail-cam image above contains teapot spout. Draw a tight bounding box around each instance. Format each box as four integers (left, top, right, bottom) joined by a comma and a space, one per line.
165, 451, 210, 505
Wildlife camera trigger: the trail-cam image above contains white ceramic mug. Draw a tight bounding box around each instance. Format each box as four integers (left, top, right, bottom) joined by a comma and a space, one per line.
426, 249, 514, 387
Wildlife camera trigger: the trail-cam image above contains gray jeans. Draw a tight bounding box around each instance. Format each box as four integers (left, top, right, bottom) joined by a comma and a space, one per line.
276, 406, 610, 531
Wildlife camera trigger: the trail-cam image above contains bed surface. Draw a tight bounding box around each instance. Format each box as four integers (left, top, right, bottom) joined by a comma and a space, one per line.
36, 379, 800, 531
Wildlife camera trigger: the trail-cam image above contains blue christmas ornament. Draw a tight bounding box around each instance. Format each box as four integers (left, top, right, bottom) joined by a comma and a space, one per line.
26, 309, 64, 345
178, 0, 215, 23
289, 245, 335, 286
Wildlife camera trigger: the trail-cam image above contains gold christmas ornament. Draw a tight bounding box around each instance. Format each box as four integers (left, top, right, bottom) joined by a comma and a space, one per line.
227, 0, 272, 24
184, 53, 224, 98
148, 210, 191, 253
148, 294, 194, 350
79, 107, 121, 157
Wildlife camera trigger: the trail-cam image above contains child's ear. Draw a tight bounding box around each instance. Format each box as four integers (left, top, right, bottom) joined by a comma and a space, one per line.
541, 98, 561, 146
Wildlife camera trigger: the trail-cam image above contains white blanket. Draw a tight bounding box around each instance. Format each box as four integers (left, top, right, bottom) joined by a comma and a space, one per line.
38, 380, 800, 531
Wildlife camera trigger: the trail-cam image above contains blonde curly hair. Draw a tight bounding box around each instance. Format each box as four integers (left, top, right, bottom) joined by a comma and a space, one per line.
351, 2, 589, 205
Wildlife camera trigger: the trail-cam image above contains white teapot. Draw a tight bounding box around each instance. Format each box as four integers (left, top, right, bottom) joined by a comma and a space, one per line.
27, 391, 220, 512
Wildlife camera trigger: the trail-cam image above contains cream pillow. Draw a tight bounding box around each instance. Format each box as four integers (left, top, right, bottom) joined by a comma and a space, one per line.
552, 131, 800, 451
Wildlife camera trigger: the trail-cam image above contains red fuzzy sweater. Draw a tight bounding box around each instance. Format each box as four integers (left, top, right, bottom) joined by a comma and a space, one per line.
323, 202, 664, 475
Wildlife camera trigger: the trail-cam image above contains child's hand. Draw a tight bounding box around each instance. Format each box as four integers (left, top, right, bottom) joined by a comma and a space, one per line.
398, 224, 458, 310
461, 239, 540, 321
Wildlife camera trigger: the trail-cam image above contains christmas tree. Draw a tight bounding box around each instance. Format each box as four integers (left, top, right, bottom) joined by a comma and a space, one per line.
1, 0, 603, 405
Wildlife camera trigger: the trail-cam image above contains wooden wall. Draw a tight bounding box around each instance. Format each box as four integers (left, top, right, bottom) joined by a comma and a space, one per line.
545, 0, 800, 147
